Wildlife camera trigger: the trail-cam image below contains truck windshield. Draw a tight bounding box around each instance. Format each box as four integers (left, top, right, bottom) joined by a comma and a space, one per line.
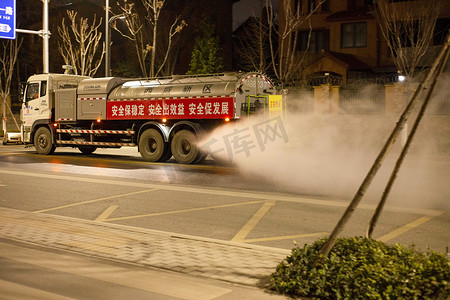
25, 83, 40, 102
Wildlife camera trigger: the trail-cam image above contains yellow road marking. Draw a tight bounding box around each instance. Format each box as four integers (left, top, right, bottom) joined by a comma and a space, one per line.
0, 169, 443, 217
377, 213, 444, 242
34, 189, 157, 213
95, 205, 119, 222
242, 232, 328, 243
104, 200, 264, 222
4, 151, 234, 172
232, 201, 275, 242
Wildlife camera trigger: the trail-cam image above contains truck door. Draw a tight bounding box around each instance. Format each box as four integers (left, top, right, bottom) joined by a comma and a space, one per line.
21, 80, 48, 142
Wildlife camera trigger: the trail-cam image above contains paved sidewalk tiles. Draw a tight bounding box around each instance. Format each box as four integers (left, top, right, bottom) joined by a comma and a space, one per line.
0, 207, 291, 286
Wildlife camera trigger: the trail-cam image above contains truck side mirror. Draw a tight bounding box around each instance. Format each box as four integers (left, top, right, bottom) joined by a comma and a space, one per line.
19, 82, 25, 102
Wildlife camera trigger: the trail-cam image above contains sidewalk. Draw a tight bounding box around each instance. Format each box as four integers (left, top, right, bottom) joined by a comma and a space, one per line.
0, 207, 291, 287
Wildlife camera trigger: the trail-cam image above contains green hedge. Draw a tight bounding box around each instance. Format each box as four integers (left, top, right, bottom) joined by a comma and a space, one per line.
268, 237, 449, 299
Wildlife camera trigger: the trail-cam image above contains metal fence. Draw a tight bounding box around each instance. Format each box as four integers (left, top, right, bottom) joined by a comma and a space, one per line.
285, 88, 314, 114
339, 87, 385, 115
426, 97, 450, 115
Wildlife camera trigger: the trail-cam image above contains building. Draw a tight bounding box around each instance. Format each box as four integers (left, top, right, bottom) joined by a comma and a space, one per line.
278, 0, 450, 86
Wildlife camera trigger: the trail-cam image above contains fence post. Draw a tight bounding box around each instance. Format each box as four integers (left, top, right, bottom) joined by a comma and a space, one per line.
330, 86, 340, 114
385, 83, 406, 115
313, 84, 339, 114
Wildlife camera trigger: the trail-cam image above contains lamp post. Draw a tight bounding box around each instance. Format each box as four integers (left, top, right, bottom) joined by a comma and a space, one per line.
16, 0, 50, 73
105, 13, 126, 77
105, 0, 109, 76
42, 0, 49, 73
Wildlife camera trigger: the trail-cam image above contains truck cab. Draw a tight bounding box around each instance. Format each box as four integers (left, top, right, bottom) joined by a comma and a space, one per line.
21, 74, 89, 145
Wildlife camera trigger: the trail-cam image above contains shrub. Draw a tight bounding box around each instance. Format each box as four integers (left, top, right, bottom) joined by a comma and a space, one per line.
268, 237, 449, 299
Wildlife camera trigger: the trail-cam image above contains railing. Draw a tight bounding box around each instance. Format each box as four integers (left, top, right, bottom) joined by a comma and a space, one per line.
340, 88, 385, 115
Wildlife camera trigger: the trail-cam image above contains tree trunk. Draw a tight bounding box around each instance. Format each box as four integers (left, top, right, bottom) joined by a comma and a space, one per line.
367, 39, 450, 238
318, 38, 450, 258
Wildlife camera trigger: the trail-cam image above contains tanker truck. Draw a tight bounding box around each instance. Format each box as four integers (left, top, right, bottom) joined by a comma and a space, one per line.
20, 72, 281, 164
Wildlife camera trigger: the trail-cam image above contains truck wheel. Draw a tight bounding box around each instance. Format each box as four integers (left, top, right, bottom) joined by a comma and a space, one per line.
171, 130, 199, 164
78, 146, 97, 155
195, 152, 207, 164
139, 128, 165, 162
34, 127, 55, 155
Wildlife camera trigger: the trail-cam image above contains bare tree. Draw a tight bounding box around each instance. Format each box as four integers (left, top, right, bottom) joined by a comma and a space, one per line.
373, 0, 444, 78
234, 0, 272, 73
265, 0, 323, 88
110, 1, 146, 76
58, 10, 105, 77
112, 0, 186, 77
0, 38, 22, 136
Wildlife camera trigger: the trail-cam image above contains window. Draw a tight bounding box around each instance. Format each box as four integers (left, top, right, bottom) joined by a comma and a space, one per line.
307, 0, 329, 12
294, 0, 303, 14
40, 81, 47, 97
25, 83, 40, 102
341, 22, 367, 48
308, 0, 317, 13
433, 18, 450, 45
322, 0, 330, 11
299, 30, 330, 53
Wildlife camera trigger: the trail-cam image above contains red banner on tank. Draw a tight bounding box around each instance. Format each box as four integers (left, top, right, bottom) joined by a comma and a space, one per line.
107, 97, 234, 120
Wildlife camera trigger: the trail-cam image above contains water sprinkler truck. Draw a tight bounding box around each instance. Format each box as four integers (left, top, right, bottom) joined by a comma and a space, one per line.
20, 72, 282, 164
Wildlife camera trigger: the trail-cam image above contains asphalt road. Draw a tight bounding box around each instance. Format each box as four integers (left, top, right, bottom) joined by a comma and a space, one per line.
0, 144, 448, 253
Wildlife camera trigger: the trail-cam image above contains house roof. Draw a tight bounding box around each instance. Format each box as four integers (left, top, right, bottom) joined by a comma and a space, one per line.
325, 7, 374, 22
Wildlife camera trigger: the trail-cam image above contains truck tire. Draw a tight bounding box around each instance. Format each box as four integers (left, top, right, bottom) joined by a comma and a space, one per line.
78, 146, 97, 155
171, 130, 199, 164
139, 128, 166, 162
194, 152, 207, 164
34, 127, 55, 155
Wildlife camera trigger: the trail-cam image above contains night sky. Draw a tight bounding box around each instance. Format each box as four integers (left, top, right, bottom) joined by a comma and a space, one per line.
233, 0, 278, 31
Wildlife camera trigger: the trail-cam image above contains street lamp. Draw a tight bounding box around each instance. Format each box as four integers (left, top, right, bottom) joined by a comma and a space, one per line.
105, 11, 126, 77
